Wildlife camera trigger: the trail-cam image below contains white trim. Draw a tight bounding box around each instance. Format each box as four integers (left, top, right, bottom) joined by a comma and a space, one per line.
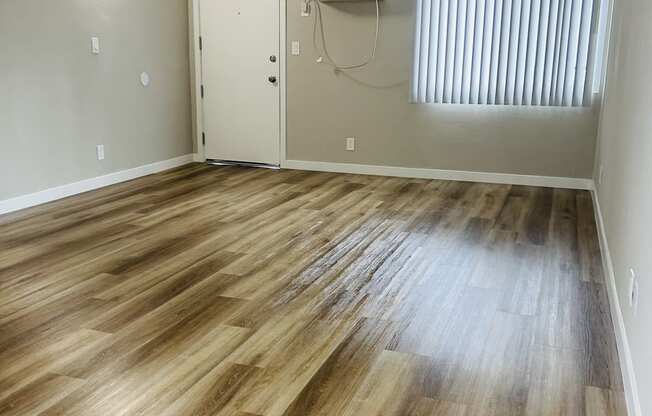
190, 0, 206, 162
594, 0, 615, 95
591, 186, 642, 416
279, 0, 288, 165
283, 160, 593, 189
0, 154, 195, 216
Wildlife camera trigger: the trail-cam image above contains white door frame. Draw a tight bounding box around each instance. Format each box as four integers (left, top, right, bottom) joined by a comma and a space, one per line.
188, 0, 287, 166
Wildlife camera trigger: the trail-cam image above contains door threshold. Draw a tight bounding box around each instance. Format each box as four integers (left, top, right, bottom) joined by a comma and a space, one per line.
206, 159, 280, 170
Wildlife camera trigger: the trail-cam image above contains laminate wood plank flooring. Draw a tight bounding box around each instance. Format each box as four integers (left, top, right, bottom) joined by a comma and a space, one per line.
0, 164, 625, 416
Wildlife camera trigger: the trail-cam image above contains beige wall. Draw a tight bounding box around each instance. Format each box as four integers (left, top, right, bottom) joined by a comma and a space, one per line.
286, 0, 598, 178
0, 0, 193, 200
594, 0, 651, 413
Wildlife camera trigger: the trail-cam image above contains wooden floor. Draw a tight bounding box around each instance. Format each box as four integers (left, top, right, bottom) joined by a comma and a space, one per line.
0, 164, 625, 416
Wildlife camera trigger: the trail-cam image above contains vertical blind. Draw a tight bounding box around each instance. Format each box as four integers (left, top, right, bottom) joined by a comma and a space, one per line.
411, 0, 598, 106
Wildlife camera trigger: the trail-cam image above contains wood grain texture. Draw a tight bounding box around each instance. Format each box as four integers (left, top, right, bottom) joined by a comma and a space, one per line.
0, 164, 624, 416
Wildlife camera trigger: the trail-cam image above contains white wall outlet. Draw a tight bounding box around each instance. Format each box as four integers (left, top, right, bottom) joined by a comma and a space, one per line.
346, 137, 356, 151
96, 144, 105, 161
301, 0, 311, 16
91, 36, 100, 54
632, 279, 639, 316
629, 268, 639, 315
291, 41, 301, 56
598, 164, 605, 186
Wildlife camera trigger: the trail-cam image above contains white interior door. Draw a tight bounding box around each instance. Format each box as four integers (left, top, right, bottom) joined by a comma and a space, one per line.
200, 0, 280, 165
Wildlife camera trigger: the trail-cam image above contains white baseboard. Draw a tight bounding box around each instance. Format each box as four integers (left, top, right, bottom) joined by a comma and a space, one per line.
283, 160, 593, 190
0, 154, 197, 216
591, 187, 642, 416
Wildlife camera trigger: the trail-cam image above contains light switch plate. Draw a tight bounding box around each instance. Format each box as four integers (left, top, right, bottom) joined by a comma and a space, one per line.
291, 41, 301, 56
91, 37, 100, 54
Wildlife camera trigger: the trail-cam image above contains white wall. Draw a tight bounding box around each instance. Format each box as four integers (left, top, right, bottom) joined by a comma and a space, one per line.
0, 0, 193, 201
594, 0, 652, 413
286, 0, 599, 179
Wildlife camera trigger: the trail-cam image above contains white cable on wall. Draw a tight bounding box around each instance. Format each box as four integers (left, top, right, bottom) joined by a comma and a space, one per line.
310, 0, 381, 71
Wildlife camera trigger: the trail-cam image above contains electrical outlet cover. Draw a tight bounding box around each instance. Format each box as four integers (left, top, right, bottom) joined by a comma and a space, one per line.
629, 268, 638, 309
599, 165, 605, 185
632, 279, 639, 315
96, 145, 105, 161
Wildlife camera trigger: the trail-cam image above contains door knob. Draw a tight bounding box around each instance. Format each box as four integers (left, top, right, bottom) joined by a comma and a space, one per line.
270, 55, 277, 63
268, 76, 277, 84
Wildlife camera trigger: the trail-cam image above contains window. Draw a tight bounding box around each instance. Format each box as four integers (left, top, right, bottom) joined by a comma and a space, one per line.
411, 0, 599, 106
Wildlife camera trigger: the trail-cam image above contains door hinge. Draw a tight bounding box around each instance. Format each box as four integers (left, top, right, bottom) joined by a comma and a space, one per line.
202, 132, 206, 146
199, 36, 203, 51
201, 85, 204, 98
